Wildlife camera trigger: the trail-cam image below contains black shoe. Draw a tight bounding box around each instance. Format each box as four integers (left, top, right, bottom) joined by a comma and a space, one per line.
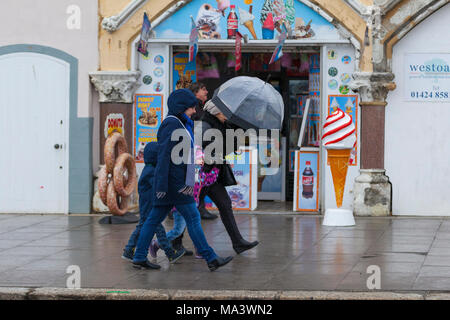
208, 256, 233, 271
233, 239, 259, 254
132, 259, 161, 270
168, 248, 186, 264
199, 206, 218, 220
171, 233, 193, 256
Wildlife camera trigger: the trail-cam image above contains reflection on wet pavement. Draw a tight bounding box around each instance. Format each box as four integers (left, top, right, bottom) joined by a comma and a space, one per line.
0, 213, 450, 291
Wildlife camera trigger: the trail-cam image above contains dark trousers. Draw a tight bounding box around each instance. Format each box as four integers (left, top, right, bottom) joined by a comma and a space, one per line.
200, 182, 244, 245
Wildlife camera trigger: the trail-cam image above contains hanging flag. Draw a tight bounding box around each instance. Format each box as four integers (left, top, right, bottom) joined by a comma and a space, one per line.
235, 31, 243, 72
189, 16, 199, 62
137, 12, 151, 57
269, 24, 288, 64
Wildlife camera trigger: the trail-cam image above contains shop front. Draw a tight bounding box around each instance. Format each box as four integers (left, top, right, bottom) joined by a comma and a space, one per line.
128, 0, 361, 214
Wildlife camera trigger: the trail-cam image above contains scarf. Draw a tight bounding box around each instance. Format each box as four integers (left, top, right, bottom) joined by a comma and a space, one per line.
181, 113, 196, 188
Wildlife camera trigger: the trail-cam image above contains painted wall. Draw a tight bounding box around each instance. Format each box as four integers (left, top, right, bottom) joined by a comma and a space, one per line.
386, 4, 450, 215
0, 0, 99, 118
153, 0, 341, 40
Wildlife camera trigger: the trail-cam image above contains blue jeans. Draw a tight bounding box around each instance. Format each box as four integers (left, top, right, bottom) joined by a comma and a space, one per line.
133, 203, 217, 263
124, 210, 173, 257
166, 210, 187, 242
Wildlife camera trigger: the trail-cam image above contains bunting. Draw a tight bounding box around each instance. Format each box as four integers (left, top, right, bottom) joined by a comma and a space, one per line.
189, 16, 199, 62
137, 12, 151, 57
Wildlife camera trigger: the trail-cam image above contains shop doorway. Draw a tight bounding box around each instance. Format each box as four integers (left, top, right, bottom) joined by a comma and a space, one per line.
174, 49, 320, 207
0, 52, 69, 213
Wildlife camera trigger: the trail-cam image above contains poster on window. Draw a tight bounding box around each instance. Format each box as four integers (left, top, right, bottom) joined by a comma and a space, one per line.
293, 150, 319, 212
173, 52, 197, 90
257, 139, 282, 192
404, 53, 450, 102
134, 94, 164, 163
204, 148, 257, 211
327, 95, 358, 166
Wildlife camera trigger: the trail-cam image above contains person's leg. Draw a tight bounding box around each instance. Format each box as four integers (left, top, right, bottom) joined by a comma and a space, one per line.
206, 183, 259, 253
155, 224, 174, 256
175, 202, 217, 263
123, 203, 148, 257
198, 188, 218, 220
166, 210, 187, 242
133, 205, 171, 263
205, 183, 244, 244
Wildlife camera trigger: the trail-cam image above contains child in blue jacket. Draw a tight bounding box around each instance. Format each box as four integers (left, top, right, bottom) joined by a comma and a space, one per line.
122, 142, 185, 268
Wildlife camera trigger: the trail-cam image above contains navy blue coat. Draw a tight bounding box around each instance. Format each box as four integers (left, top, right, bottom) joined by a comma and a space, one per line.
154, 89, 198, 206
137, 142, 158, 216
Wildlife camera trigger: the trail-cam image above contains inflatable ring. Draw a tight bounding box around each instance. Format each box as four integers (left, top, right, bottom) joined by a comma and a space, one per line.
106, 181, 129, 216
113, 153, 136, 197
98, 166, 109, 205
104, 132, 128, 174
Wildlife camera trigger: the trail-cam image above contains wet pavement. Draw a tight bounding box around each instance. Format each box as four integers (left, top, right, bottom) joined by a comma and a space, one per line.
1, 212, 450, 292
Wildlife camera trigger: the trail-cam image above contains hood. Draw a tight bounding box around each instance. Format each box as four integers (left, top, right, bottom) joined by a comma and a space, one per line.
168, 89, 198, 116
143, 142, 158, 165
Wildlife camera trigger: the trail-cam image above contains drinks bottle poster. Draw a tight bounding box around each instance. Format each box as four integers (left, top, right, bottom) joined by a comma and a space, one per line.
151, 0, 341, 41
204, 148, 258, 211
293, 150, 319, 212
134, 94, 164, 163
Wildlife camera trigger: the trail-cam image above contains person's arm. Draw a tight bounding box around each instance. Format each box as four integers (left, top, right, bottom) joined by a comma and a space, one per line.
155, 120, 178, 198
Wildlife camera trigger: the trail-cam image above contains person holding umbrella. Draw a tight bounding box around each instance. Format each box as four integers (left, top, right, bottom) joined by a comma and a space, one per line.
197, 100, 260, 254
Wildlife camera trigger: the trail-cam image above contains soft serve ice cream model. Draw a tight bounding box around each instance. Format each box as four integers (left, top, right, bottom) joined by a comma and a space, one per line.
322, 109, 356, 226
239, 6, 257, 39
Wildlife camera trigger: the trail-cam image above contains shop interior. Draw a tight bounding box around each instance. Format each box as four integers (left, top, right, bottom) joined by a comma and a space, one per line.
174, 47, 322, 209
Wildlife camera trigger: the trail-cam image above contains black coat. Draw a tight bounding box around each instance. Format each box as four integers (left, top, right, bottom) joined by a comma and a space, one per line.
199, 112, 237, 187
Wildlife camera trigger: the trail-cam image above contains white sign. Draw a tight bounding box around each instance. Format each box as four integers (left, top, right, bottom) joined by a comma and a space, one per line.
104, 113, 125, 138
405, 53, 450, 102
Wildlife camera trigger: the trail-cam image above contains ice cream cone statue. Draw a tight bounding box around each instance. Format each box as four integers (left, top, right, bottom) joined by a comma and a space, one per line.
322, 109, 356, 226
239, 6, 257, 39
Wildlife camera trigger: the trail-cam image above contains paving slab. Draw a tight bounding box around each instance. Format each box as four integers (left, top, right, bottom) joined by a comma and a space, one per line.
0, 214, 450, 295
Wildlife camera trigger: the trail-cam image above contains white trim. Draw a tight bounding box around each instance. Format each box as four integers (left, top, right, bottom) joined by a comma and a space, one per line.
146, 39, 351, 45
102, 0, 148, 32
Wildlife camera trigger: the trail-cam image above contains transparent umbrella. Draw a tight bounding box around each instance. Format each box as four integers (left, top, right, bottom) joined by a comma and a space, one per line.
211, 76, 284, 130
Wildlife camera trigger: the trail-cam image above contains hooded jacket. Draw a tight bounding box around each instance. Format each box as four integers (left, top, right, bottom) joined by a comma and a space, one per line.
137, 142, 158, 216
199, 111, 238, 187
154, 89, 198, 206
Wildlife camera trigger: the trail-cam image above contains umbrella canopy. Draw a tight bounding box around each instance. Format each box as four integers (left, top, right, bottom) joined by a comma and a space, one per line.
211, 76, 284, 130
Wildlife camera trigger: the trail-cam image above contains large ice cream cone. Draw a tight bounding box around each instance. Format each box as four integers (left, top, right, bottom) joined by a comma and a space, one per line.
244, 20, 257, 39
327, 149, 351, 208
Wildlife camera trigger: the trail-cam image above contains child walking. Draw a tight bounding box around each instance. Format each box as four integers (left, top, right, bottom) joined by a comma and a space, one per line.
122, 142, 185, 269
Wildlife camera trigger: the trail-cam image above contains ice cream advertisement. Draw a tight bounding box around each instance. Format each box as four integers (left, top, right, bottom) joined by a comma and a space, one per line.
204, 148, 257, 211
152, 0, 341, 41
294, 151, 319, 212
134, 94, 164, 163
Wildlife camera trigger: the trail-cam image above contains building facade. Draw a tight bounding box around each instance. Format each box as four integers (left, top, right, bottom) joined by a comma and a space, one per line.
1, 0, 449, 215
0, 0, 98, 214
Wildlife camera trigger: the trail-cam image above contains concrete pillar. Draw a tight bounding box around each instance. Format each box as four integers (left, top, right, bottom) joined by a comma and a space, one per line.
89, 71, 141, 213
350, 72, 395, 216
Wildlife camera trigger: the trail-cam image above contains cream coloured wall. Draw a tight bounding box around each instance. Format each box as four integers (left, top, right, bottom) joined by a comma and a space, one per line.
0, 0, 99, 118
